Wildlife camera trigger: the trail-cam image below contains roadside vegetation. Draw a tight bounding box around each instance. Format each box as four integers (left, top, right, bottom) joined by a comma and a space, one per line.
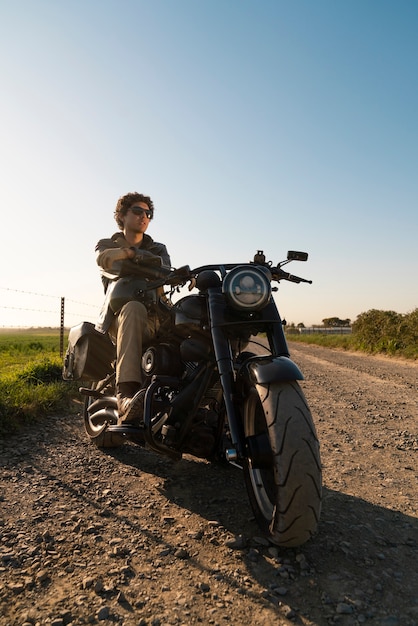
0, 330, 78, 435
286, 308, 418, 360
0, 308, 416, 434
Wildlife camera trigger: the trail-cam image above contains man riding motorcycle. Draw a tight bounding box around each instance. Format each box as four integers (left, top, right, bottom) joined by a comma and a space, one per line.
95, 192, 171, 425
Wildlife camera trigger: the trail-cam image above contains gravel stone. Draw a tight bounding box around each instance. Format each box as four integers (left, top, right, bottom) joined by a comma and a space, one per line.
0, 342, 417, 625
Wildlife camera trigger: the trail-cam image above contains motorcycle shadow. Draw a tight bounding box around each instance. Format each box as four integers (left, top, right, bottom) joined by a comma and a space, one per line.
168, 453, 417, 620
109, 444, 259, 540
107, 443, 418, 624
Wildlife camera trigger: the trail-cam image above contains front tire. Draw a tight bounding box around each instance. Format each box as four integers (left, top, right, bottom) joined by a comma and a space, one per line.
243, 381, 322, 547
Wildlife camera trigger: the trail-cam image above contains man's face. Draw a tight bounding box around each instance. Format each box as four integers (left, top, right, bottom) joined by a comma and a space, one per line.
122, 202, 152, 234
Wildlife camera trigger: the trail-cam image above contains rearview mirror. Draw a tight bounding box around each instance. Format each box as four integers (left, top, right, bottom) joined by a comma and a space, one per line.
287, 251, 308, 262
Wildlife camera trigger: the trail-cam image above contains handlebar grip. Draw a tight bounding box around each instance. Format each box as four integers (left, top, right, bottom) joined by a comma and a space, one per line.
287, 273, 312, 284
287, 273, 302, 283
166, 265, 192, 285
272, 268, 312, 284
175, 265, 192, 278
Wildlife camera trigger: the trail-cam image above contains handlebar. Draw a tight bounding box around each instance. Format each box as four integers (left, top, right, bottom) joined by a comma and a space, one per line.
271, 267, 312, 284
178, 263, 312, 286
134, 260, 312, 290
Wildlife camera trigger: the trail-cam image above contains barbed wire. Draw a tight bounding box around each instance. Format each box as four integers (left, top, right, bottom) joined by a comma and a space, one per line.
0, 285, 100, 329
0, 305, 99, 317
0, 286, 60, 299
0, 305, 59, 313
66, 299, 99, 309
0, 286, 100, 310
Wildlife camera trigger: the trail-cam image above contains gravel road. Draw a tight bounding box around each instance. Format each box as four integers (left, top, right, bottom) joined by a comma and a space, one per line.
1, 342, 417, 626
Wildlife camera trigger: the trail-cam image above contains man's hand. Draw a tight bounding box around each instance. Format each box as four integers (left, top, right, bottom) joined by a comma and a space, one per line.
130, 249, 163, 266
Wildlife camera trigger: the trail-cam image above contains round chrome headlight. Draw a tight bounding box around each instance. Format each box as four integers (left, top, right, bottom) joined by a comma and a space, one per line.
222, 266, 271, 310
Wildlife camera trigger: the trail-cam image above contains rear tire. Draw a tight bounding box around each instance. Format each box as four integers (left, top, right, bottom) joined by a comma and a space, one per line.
243, 381, 322, 547
84, 382, 123, 448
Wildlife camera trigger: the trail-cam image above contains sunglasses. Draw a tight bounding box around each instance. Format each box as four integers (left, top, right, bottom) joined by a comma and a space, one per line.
130, 206, 153, 219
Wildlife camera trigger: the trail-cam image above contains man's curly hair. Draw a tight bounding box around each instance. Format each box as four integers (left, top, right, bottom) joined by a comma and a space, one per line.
114, 192, 155, 229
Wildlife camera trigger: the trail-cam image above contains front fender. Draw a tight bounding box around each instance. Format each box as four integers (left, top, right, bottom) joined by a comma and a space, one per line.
239, 355, 304, 384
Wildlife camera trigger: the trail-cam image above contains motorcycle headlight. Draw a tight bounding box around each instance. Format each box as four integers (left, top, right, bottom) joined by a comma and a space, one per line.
222, 266, 271, 311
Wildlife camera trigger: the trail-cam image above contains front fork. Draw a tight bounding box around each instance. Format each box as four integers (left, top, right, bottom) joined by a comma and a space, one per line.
207, 289, 246, 460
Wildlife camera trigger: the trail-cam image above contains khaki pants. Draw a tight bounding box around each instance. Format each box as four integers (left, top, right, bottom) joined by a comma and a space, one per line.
109, 300, 158, 385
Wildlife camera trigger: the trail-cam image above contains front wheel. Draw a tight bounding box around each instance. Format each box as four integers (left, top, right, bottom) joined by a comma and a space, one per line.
243, 381, 322, 547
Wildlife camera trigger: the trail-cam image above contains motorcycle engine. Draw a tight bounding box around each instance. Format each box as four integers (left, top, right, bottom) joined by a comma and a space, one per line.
141, 344, 183, 377
182, 407, 219, 459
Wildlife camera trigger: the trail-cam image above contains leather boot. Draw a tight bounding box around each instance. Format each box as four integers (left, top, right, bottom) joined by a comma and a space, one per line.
117, 382, 142, 425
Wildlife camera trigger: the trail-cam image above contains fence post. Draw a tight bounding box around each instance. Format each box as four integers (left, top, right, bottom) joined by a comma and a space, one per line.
60, 297, 65, 357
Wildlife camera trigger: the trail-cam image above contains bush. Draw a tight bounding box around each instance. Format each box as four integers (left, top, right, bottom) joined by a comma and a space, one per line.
0, 356, 78, 435
17, 358, 63, 385
402, 308, 418, 348
351, 308, 418, 357
287, 308, 417, 359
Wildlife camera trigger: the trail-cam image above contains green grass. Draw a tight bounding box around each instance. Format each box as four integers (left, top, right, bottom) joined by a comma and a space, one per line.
0, 330, 79, 436
286, 331, 418, 359
286, 333, 355, 350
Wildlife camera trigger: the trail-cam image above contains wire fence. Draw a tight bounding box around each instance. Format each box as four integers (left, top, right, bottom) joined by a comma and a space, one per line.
297, 326, 352, 334
0, 286, 101, 355
0, 287, 100, 323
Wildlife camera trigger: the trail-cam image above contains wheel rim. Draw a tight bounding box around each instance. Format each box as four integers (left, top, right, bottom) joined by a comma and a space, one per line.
244, 389, 275, 521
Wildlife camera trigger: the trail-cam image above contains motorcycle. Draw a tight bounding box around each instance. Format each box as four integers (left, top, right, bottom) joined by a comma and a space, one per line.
63, 250, 322, 547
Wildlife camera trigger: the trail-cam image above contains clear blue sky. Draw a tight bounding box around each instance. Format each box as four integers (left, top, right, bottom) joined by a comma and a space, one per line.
0, 0, 417, 328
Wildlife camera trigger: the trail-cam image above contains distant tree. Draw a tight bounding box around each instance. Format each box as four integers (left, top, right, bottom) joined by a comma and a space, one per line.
297, 322, 305, 328
322, 317, 351, 327
285, 321, 300, 334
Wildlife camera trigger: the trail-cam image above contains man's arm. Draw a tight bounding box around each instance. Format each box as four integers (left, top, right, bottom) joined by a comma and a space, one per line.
95, 236, 135, 271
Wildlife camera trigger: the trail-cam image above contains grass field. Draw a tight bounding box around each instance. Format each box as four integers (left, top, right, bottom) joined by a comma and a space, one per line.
0, 329, 64, 370
286, 330, 418, 358
0, 329, 78, 435
285, 332, 355, 351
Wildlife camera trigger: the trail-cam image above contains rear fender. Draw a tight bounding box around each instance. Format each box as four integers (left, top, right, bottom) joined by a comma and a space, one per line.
238, 355, 304, 385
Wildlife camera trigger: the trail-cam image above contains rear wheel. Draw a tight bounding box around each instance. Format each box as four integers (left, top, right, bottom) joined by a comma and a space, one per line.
243, 381, 322, 547
84, 381, 123, 448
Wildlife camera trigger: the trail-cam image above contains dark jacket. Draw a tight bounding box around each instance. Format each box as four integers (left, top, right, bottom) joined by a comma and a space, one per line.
95, 232, 171, 332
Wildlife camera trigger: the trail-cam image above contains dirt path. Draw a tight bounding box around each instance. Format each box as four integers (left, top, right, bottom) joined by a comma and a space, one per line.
1, 343, 417, 625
